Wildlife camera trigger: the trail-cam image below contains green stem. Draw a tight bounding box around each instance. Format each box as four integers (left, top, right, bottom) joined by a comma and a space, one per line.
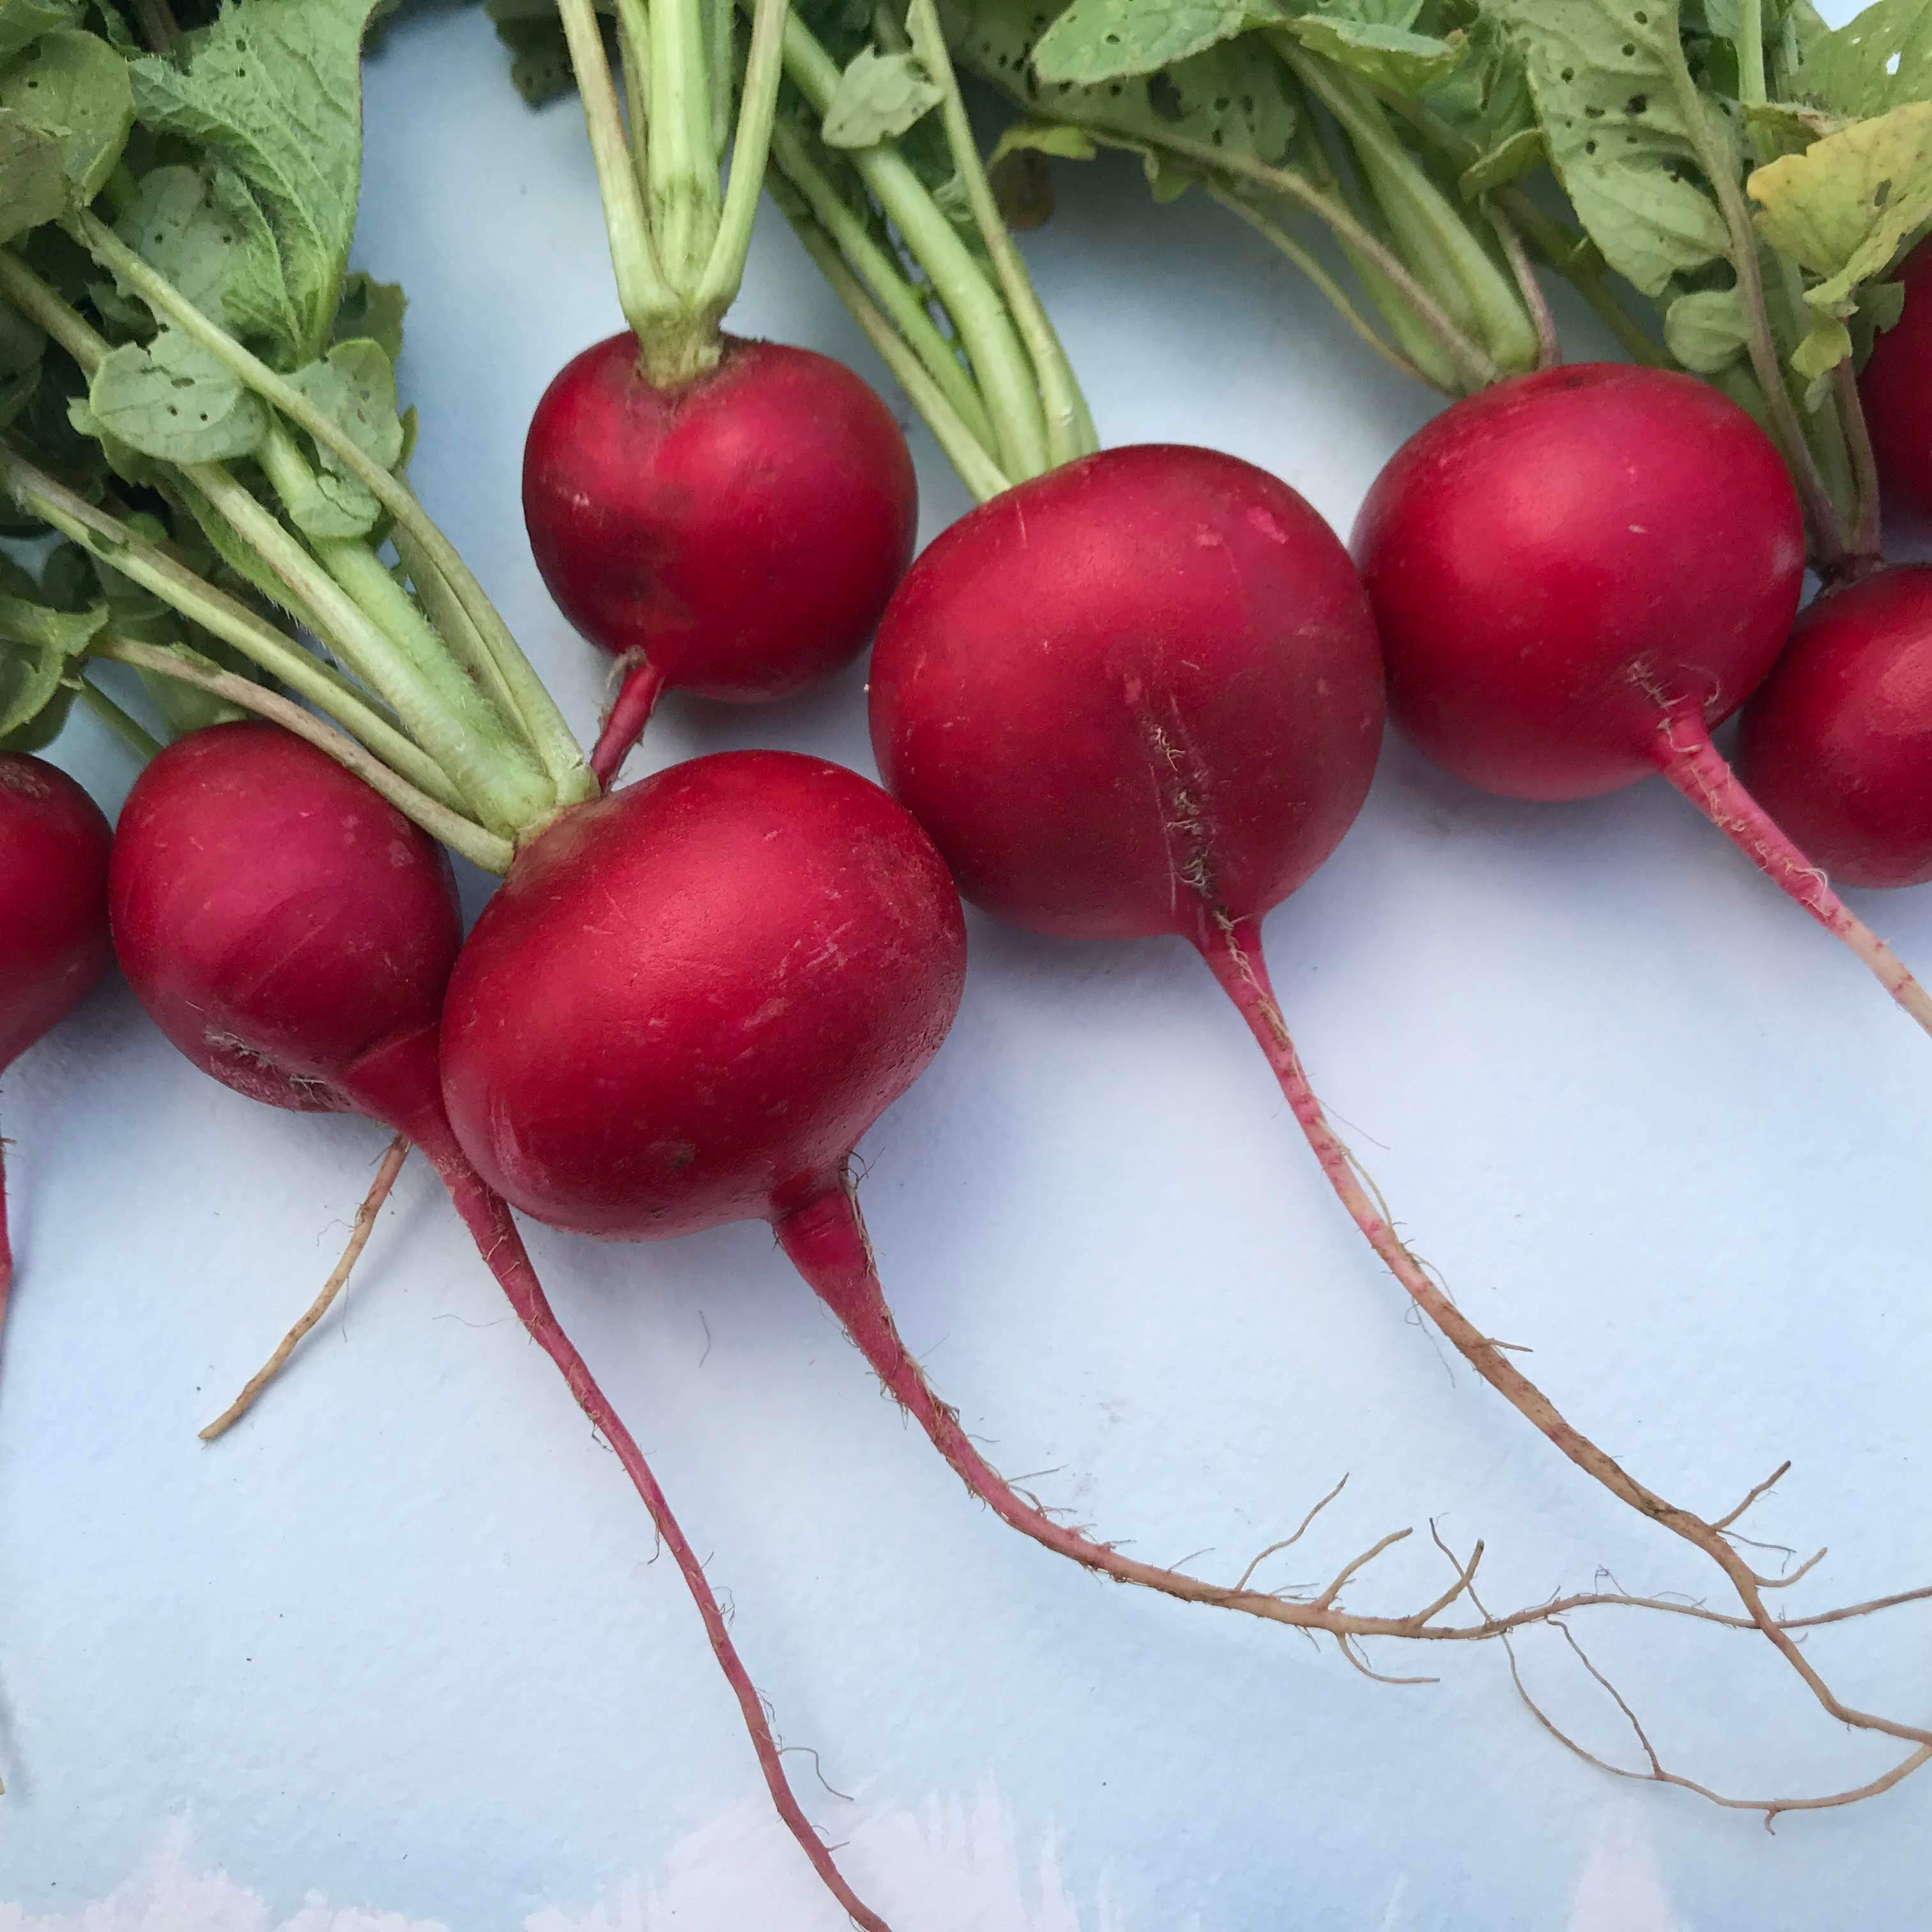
618, 9, 654, 210
1206, 181, 1432, 389
1738, 0, 1768, 110
89, 634, 514, 873
1135, 132, 1501, 393
780, 202, 1011, 502
1834, 356, 1883, 563
636, 0, 719, 294
557, 0, 682, 353
1664, 49, 1847, 561
0, 450, 466, 812
389, 521, 530, 732
54, 225, 593, 804
767, 117, 1001, 455
694, 0, 788, 320
191, 443, 551, 836
1280, 42, 1535, 379
77, 672, 165, 760
1489, 203, 1558, 371
772, 6, 1048, 479
907, 0, 1093, 466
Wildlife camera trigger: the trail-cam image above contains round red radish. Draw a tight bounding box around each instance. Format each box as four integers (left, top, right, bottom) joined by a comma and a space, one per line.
439, 749, 966, 1240
867, 444, 1385, 942
1858, 241, 1932, 526
111, 721, 463, 1133
1737, 566, 1932, 890
1351, 364, 1805, 802
1, 752, 113, 1314
523, 334, 918, 783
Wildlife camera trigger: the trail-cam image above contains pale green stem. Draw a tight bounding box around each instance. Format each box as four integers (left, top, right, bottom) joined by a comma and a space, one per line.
771, 7, 1047, 479
636, 0, 717, 291
1489, 204, 1558, 371
782, 208, 1012, 502
89, 634, 514, 873
905, 0, 1092, 466
190, 446, 552, 836
59, 223, 592, 803
1835, 357, 1883, 563
618, 10, 654, 208
1206, 182, 1433, 390
767, 117, 1000, 454
390, 521, 530, 730
1738, 0, 1768, 109
707, 0, 734, 160
78, 672, 165, 760
1282, 42, 1536, 377
1664, 50, 1846, 560
694, 0, 788, 320
0, 452, 466, 811
558, 0, 678, 339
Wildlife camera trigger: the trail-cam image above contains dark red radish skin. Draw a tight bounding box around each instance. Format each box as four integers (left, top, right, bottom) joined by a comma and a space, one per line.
1859, 241, 1932, 528
0, 754, 112, 1337
1737, 567, 1932, 891
862, 440, 1877, 1685
523, 332, 919, 788
1351, 363, 1932, 1034
441, 751, 966, 1242
109, 724, 893, 1932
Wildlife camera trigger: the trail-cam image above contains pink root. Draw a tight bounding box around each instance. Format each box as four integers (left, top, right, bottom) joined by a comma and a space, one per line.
589, 655, 668, 792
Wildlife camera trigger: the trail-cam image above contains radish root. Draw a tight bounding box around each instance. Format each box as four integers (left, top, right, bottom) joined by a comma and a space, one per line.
589, 652, 668, 792
200, 1135, 411, 1441
427, 1142, 894, 1932
1199, 908, 1932, 1814
1652, 703, 1932, 1038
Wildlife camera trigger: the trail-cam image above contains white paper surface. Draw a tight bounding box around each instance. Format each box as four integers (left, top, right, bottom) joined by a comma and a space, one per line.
6, 6, 1931, 1928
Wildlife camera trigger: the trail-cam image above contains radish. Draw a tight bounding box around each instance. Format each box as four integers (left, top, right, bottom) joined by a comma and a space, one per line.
524, 0, 917, 788
1736, 567, 1932, 892
862, 436, 1932, 1790
1858, 240, 1932, 529
0, 753, 112, 1340
525, 330, 917, 786
109, 722, 898, 1932
1351, 363, 1932, 1034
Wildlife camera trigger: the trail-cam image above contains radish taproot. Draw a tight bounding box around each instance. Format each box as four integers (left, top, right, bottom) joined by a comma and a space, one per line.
864, 437, 1932, 1802
525, 0, 916, 788
0, 753, 112, 1341
110, 722, 897, 1932
1736, 567, 1932, 893
1351, 364, 1932, 1034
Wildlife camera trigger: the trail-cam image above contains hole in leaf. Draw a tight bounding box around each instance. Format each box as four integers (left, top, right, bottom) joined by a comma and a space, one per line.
1627, 93, 1647, 112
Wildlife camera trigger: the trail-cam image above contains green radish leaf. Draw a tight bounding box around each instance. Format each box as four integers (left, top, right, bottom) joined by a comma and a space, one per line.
1491, 0, 1731, 298
0, 586, 100, 752
84, 1, 137, 52
951, 0, 1299, 171
87, 325, 269, 462
280, 335, 403, 539
1031, 0, 1276, 84
1282, 15, 1464, 95
1860, 273, 1906, 332
1743, 97, 1846, 151
0, 109, 64, 242
1664, 283, 1749, 368
66, 393, 163, 484
0, 26, 133, 199
1749, 102, 1932, 318
130, 0, 388, 360
332, 269, 406, 362
96, 164, 298, 356
1795, 0, 1932, 119
822, 46, 945, 147
1459, 124, 1543, 195
0, 0, 81, 59
1789, 313, 1852, 376
0, 302, 44, 428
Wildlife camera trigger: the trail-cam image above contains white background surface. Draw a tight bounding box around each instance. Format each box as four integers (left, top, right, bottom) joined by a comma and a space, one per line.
7, 5, 1932, 1927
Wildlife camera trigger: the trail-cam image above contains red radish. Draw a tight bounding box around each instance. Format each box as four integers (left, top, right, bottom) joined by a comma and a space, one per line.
0, 753, 112, 1337
1858, 241, 1932, 528
110, 723, 896, 1932
524, 334, 917, 788
1736, 567, 1932, 891
1351, 362, 1932, 1034
862, 439, 1876, 1703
